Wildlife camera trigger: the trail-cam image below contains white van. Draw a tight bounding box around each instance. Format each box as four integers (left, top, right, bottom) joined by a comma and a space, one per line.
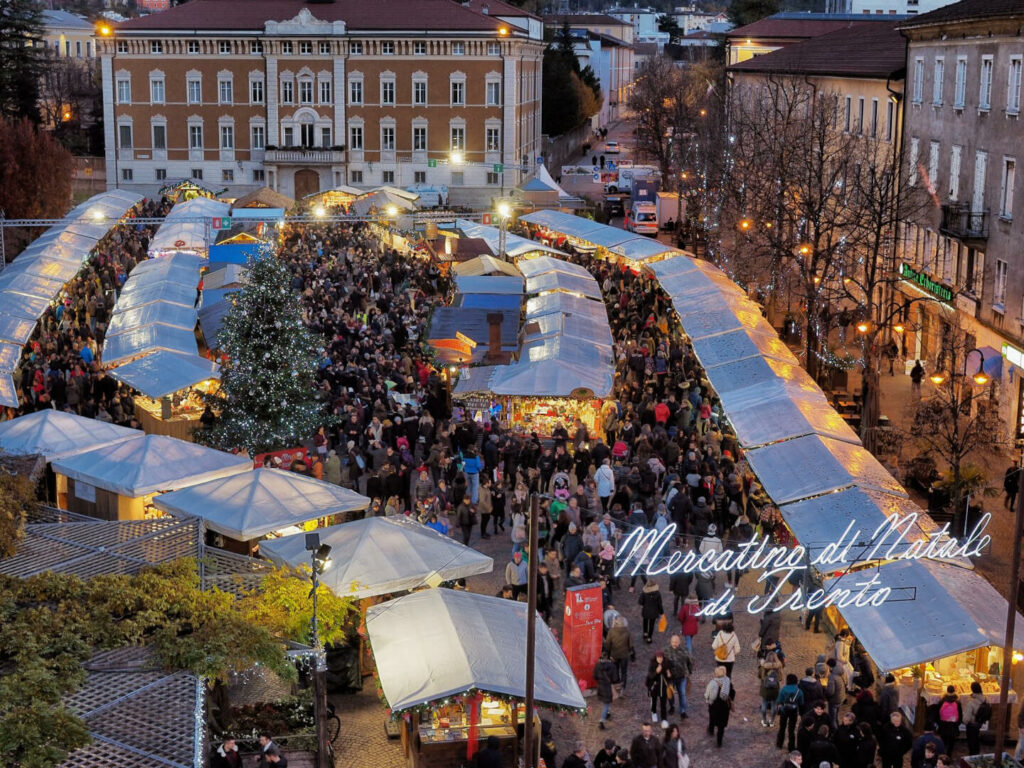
626, 201, 658, 235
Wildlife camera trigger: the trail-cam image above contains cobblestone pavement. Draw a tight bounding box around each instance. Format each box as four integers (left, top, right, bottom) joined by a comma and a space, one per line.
333, 526, 902, 768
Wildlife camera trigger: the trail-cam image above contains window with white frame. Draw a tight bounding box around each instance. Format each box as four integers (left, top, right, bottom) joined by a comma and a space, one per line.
949, 145, 962, 201
844, 96, 851, 132
451, 78, 465, 106
1009, 56, 1023, 115
954, 57, 967, 108
381, 41, 394, 54
222, 169, 234, 182
192, 168, 203, 180
885, 99, 894, 141
413, 78, 427, 106
187, 77, 201, 104
452, 42, 465, 55
486, 126, 500, 152
414, 42, 426, 55
349, 124, 364, 150
282, 126, 294, 146
349, 77, 363, 105
219, 40, 231, 54
319, 80, 332, 104
996, 259, 1008, 305
187, 41, 199, 54
912, 57, 924, 103
980, 55, 993, 111
116, 77, 131, 104
149, 76, 164, 104
251, 124, 265, 150
414, 171, 426, 184
218, 77, 233, 104
189, 124, 203, 149
118, 40, 128, 53
870, 98, 878, 138
281, 80, 294, 104
973, 150, 988, 212
155, 168, 167, 181
932, 57, 944, 105
253, 169, 265, 183
928, 141, 940, 184
450, 125, 465, 150
488, 43, 500, 55
299, 79, 313, 104
220, 124, 234, 149
350, 170, 363, 183
381, 125, 395, 151
151, 40, 163, 54
383, 170, 395, 184
486, 79, 501, 106
321, 126, 331, 147
281, 41, 293, 54
349, 41, 362, 54
299, 41, 312, 55
121, 168, 133, 181
413, 124, 427, 151
250, 41, 263, 54
487, 171, 499, 185
381, 77, 395, 105
909, 137, 920, 185
250, 78, 264, 104
1001, 157, 1016, 219
152, 123, 166, 150
320, 41, 330, 54
118, 123, 132, 148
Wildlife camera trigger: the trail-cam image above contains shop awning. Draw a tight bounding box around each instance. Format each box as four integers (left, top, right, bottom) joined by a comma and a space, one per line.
0, 342, 19, 372
0, 273, 67, 300
0, 409, 143, 462
521, 335, 614, 370
522, 312, 614, 350
117, 282, 199, 311
51, 434, 252, 497
153, 468, 369, 541
516, 255, 593, 280
519, 210, 607, 240
0, 373, 17, 408
454, 275, 524, 296
366, 588, 586, 712
108, 350, 219, 399
745, 434, 908, 505
648, 255, 702, 279
828, 559, 1024, 672
611, 238, 681, 262
107, 300, 199, 336
690, 327, 799, 369
489, 359, 614, 399
452, 255, 521, 278
148, 196, 230, 257
0, 312, 37, 345
524, 270, 602, 300
260, 516, 492, 599
724, 393, 861, 448
102, 324, 199, 366
525, 293, 608, 324
0, 292, 51, 321
456, 220, 569, 259
703, 355, 821, 412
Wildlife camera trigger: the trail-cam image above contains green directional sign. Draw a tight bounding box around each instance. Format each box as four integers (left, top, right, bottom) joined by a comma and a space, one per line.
428, 159, 438, 168
493, 163, 504, 173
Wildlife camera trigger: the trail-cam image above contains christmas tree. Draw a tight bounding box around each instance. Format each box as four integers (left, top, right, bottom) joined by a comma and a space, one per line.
199, 249, 330, 456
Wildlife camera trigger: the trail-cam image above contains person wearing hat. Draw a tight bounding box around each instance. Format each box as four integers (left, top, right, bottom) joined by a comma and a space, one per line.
324, 449, 341, 486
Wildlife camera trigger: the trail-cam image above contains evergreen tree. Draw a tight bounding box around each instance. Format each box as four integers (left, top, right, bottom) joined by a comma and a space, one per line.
729, 0, 780, 27
199, 250, 331, 456
0, 0, 45, 122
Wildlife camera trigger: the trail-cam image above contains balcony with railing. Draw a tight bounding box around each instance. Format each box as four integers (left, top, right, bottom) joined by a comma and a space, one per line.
940, 203, 989, 242
263, 147, 345, 165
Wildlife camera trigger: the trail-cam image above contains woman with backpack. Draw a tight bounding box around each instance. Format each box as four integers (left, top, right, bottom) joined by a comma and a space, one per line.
703, 666, 735, 748
775, 674, 804, 752
758, 644, 785, 727
710, 620, 740, 677
936, 685, 962, 758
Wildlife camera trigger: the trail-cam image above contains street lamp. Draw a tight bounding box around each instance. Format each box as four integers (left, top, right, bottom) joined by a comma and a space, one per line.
313, 205, 326, 218
496, 201, 511, 261
305, 533, 332, 768
856, 322, 870, 334
449, 150, 464, 165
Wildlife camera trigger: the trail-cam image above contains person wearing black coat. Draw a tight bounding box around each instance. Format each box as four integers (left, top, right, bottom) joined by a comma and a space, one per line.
594, 653, 619, 729
878, 711, 913, 768
854, 722, 877, 768
806, 724, 840, 768
477, 735, 504, 768
638, 581, 664, 644
834, 712, 862, 768
851, 689, 882, 731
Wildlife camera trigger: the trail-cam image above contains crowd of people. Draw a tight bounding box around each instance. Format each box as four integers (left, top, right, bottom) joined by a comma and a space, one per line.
1, 197, 171, 423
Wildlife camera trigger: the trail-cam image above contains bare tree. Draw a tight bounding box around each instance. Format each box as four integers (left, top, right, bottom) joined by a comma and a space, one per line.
37, 55, 100, 153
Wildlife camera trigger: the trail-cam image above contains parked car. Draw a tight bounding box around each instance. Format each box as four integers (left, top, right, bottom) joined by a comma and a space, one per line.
603, 141, 621, 155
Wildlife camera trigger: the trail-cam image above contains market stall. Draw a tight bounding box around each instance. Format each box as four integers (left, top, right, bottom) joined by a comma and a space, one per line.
0, 409, 142, 462
518, 210, 685, 266
148, 196, 230, 258
452, 255, 520, 278
454, 220, 568, 260
524, 270, 602, 301
50, 434, 251, 520
107, 350, 220, 440
365, 588, 585, 768
152, 468, 370, 555
260, 516, 492, 599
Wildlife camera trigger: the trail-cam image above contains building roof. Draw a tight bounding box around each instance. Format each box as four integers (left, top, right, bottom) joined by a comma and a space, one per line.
897, 0, 1024, 30
727, 13, 896, 41
460, 0, 540, 20
544, 13, 632, 27
728, 20, 906, 79
117, 0, 505, 32
42, 10, 95, 30
634, 41, 658, 55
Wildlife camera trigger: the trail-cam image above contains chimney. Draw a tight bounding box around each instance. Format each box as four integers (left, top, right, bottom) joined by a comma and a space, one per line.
484, 312, 510, 363
481, 3, 489, 13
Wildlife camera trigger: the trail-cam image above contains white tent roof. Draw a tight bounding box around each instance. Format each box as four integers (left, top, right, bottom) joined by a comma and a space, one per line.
0, 374, 16, 408
515, 255, 593, 280
690, 327, 799, 370
108, 351, 219, 399
524, 270, 602, 300
102, 324, 199, 366
522, 312, 614, 349
51, 434, 252, 497
0, 410, 143, 462
0, 272, 66, 300
0, 292, 51, 321
148, 197, 230, 257
0, 312, 37, 345
128, 253, 206, 285
454, 275, 524, 296
0, 342, 20, 372
350, 190, 417, 216
724, 393, 861, 448
489, 359, 614, 399
455, 220, 568, 259
107, 300, 198, 336
152, 468, 369, 540
260, 516, 492, 598
451, 255, 521, 278
525, 293, 608, 324
116, 282, 198, 311
203, 263, 246, 290
525, 164, 571, 199
366, 589, 586, 712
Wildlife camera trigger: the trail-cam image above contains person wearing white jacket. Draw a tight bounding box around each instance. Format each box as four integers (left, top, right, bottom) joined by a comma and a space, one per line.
711, 621, 741, 677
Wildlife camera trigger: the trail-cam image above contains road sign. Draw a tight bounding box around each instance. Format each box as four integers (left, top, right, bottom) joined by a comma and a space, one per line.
493, 163, 504, 173
427, 159, 438, 168
211, 217, 231, 230
481, 213, 492, 225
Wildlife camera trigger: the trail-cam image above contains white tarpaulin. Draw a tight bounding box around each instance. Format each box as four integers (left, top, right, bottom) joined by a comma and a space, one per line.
260, 516, 492, 598
525, 293, 607, 323
704, 356, 822, 413
116, 282, 198, 311
153, 468, 369, 540
102, 324, 199, 366
612, 238, 681, 262
690, 327, 799, 369
366, 588, 586, 712
456, 220, 568, 259
0, 374, 16, 408
0, 273, 66, 300
489, 359, 614, 399
0, 409, 143, 462
0, 312, 37, 345
515, 255, 593, 280
51, 434, 251, 497
745, 434, 908, 505
522, 312, 613, 350
128, 253, 206, 285
107, 301, 199, 336
525, 270, 602, 300
108, 350, 219, 399
0, 342, 19, 372
724, 393, 861, 448
828, 559, 1024, 672
148, 197, 230, 257
454, 275, 524, 296
0, 293, 51, 321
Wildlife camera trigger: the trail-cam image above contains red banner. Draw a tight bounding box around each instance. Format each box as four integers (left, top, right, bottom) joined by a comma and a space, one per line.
561, 583, 604, 692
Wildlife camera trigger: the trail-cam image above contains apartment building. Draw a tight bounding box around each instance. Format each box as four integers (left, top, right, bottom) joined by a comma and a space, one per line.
103, 0, 544, 202
826, 0, 956, 14
42, 10, 98, 60
898, 0, 1024, 435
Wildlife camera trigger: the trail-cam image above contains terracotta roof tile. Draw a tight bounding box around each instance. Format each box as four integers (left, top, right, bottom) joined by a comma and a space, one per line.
728, 20, 906, 79
544, 14, 632, 27
898, 0, 1024, 28
461, 0, 540, 21
728, 15, 889, 41
117, 0, 504, 32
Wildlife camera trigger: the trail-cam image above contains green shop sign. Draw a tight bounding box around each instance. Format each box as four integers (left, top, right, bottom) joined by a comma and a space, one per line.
899, 263, 954, 303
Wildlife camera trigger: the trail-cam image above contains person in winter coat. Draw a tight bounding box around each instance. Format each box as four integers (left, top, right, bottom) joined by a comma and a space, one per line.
799, 667, 826, 715
631, 723, 664, 768
854, 722, 878, 768
662, 723, 687, 768
646, 650, 673, 728
759, 607, 782, 647
324, 450, 342, 485
911, 722, 947, 768
536, 562, 555, 622
806, 724, 839, 768
710, 620, 740, 677
669, 570, 692, 615
834, 711, 862, 768
663, 634, 693, 717
878, 673, 900, 721
825, 658, 847, 731
961, 681, 987, 756
759, 647, 784, 727
704, 666, 735, 748
638, 581, 664, 644
677, 595, 700, 654
455, 496, 475, 545
935, 685, 961, 758
504, 551, 528, 599
604, 616, 635, 688
776, 673, 805, 752
594, 652, 620, 730
780, 751, 803, 768
210, 738, 240, 768
851, 689, 881, 732
561, 523, 584, 568
878, 710, 913, 768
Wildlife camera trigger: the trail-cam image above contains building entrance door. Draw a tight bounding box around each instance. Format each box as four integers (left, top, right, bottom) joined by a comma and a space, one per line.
294, 169, 320, 200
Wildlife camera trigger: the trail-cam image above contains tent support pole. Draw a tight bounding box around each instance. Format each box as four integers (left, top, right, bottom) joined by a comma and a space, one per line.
523, 492, 540, 768
995, 448, 1024, 760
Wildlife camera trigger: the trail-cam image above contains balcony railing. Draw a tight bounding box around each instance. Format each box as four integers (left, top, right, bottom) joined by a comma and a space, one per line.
940, 203, 989, 241
263, 148, 345, 165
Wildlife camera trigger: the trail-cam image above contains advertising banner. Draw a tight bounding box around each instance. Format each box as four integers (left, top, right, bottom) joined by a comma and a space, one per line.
561, 582, 603, 692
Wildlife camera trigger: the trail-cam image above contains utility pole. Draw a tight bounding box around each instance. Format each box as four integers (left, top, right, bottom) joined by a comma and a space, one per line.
995, 446, 1024, 760
523, 493, 540, 768
306, 533, 332, 768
